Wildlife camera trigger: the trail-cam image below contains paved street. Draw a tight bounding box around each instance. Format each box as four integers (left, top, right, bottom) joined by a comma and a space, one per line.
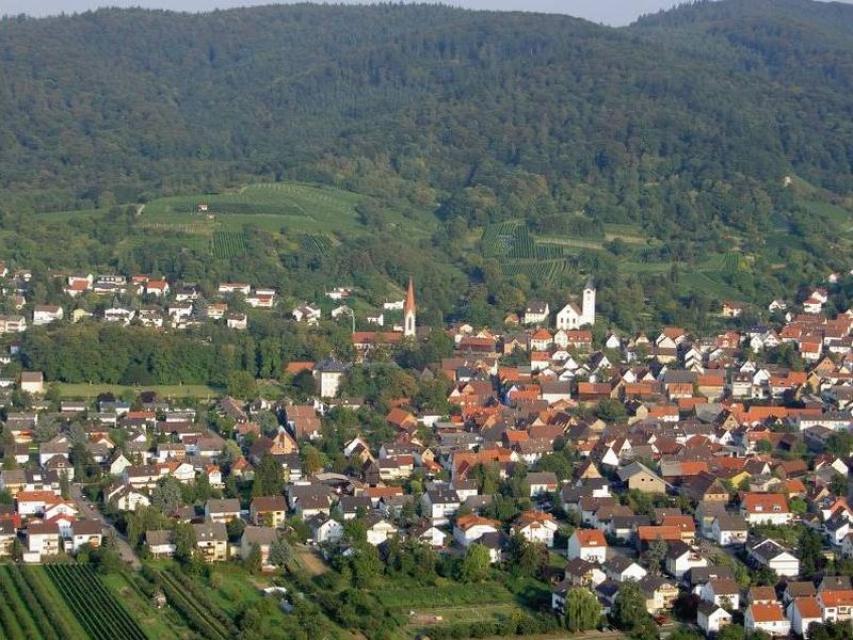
70, 484, 141, 570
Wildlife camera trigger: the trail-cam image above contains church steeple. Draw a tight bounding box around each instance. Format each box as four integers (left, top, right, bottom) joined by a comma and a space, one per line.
403, 277, 416, 338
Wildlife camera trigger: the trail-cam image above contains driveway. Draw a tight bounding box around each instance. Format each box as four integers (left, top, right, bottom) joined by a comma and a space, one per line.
70, 484, 141, 570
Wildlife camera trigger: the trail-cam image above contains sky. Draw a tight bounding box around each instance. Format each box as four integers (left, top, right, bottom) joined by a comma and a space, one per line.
0, 0, 698, 26
5, 0, 852, 26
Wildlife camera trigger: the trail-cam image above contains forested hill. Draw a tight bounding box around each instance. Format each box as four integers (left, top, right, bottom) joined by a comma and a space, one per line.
0, 0, 851, 234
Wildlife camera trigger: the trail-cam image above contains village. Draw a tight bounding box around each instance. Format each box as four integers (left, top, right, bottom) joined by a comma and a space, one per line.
0, 261, 852, 639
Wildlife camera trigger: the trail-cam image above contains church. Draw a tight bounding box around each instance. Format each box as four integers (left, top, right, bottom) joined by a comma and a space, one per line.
555, 279, 596, 330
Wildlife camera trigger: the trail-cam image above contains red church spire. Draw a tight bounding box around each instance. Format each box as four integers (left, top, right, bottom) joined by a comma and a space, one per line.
404, 277, 416, 314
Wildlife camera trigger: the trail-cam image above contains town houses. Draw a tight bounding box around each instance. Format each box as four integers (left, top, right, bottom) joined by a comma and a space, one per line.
0, 270, 852, 639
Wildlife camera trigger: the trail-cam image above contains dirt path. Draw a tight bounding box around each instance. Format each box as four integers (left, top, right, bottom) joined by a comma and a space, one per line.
295, 545, 328, 576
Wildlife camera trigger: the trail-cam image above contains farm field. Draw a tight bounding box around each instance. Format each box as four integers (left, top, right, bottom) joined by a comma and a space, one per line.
138, 180, 435, 240
212, 230, 248, 258
56, 383, 223, 399
144, 564, 240, 640
375, 578, 552, 639
142, 181, 366, 234
481, 219, 750, 300
0, 564, 89, 640
203, 564, 273, 619
43, 564, 148, 640
375, 580, 515, 610
100, 571, 189, 640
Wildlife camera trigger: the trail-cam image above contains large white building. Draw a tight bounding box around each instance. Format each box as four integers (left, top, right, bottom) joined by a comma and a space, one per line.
556, 279, 596, 330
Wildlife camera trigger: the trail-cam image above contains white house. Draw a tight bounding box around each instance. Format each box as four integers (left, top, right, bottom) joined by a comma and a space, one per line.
454, 515, 500, 547
665, 542, 708, 580
745, 603, 791, 637
421, 488, 461, 525
26, 522, 61, 560
365, 517, 398, 546
748, 538, 800, 578
411, 522, 448, 548
315, 358, 347, 399
697, 602, 732, 635
292, 303, 322, 325
787, 597, 823, 639
308, 514, 344, 545
33, 305, 64, 326
817, 589, 853, 624
712, 514, 749, 546
218, 282, 251, 295
526, 471, 558, 498
511, 511, 558, 548
146, 530, 176, 558
740, 493, 791, 525
523, 301, 550, 326
567, 529, 607, 564
68, 520, 103, 553
603, 555, 647, 583
699, 578, 741, 610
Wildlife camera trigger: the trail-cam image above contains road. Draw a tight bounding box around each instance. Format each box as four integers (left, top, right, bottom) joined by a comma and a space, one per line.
70, 484, 141, 570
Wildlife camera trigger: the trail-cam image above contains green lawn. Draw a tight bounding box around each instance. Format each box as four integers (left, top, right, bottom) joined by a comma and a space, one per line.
374, 579, 515, 609
204, 564, 273, 619
801, 199, 853, 235
56, 383, 222, 399
100, 571, 189, 640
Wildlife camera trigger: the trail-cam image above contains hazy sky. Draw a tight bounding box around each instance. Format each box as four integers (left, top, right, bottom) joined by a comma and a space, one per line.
0, 0, 701, 26
5, 0, 852, 26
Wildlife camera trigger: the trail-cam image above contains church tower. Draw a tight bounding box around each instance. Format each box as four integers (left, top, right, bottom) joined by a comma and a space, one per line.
582, 278, 596, 326
403, 277, 416, 338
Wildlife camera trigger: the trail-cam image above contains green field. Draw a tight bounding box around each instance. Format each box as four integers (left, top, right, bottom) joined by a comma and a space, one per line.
43, 564, 148, 640
802, 199, 853, 236
0, 564, 90, 640
56, 383, 222, 399
100, 571, 189, 640
376, 581, 515, 610
145, 565, 240, 640
212, 230, 248, 258
138, 181, 434, 240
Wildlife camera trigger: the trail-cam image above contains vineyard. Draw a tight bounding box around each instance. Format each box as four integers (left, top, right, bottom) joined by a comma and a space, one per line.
481, 221, 524, 258
140, 180, 379, 235
44, 564, 148, 640
481, 222, 574, 284
0, 565, 88, 640
143, 565, 239, 640
502, 260, 569, 282
212, 231, 248, 258
299, 233, 334, 256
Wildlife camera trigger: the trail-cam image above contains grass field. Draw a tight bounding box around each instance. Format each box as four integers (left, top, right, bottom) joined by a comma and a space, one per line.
203, 564, 273, 619
142, 182, 366, 235
802, 199, 853, 235
375, 580, 515, 610
382, 580, 526, 637
100, 571, 189, 640
140, 180, 436, 241
56, 383, 222, 399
